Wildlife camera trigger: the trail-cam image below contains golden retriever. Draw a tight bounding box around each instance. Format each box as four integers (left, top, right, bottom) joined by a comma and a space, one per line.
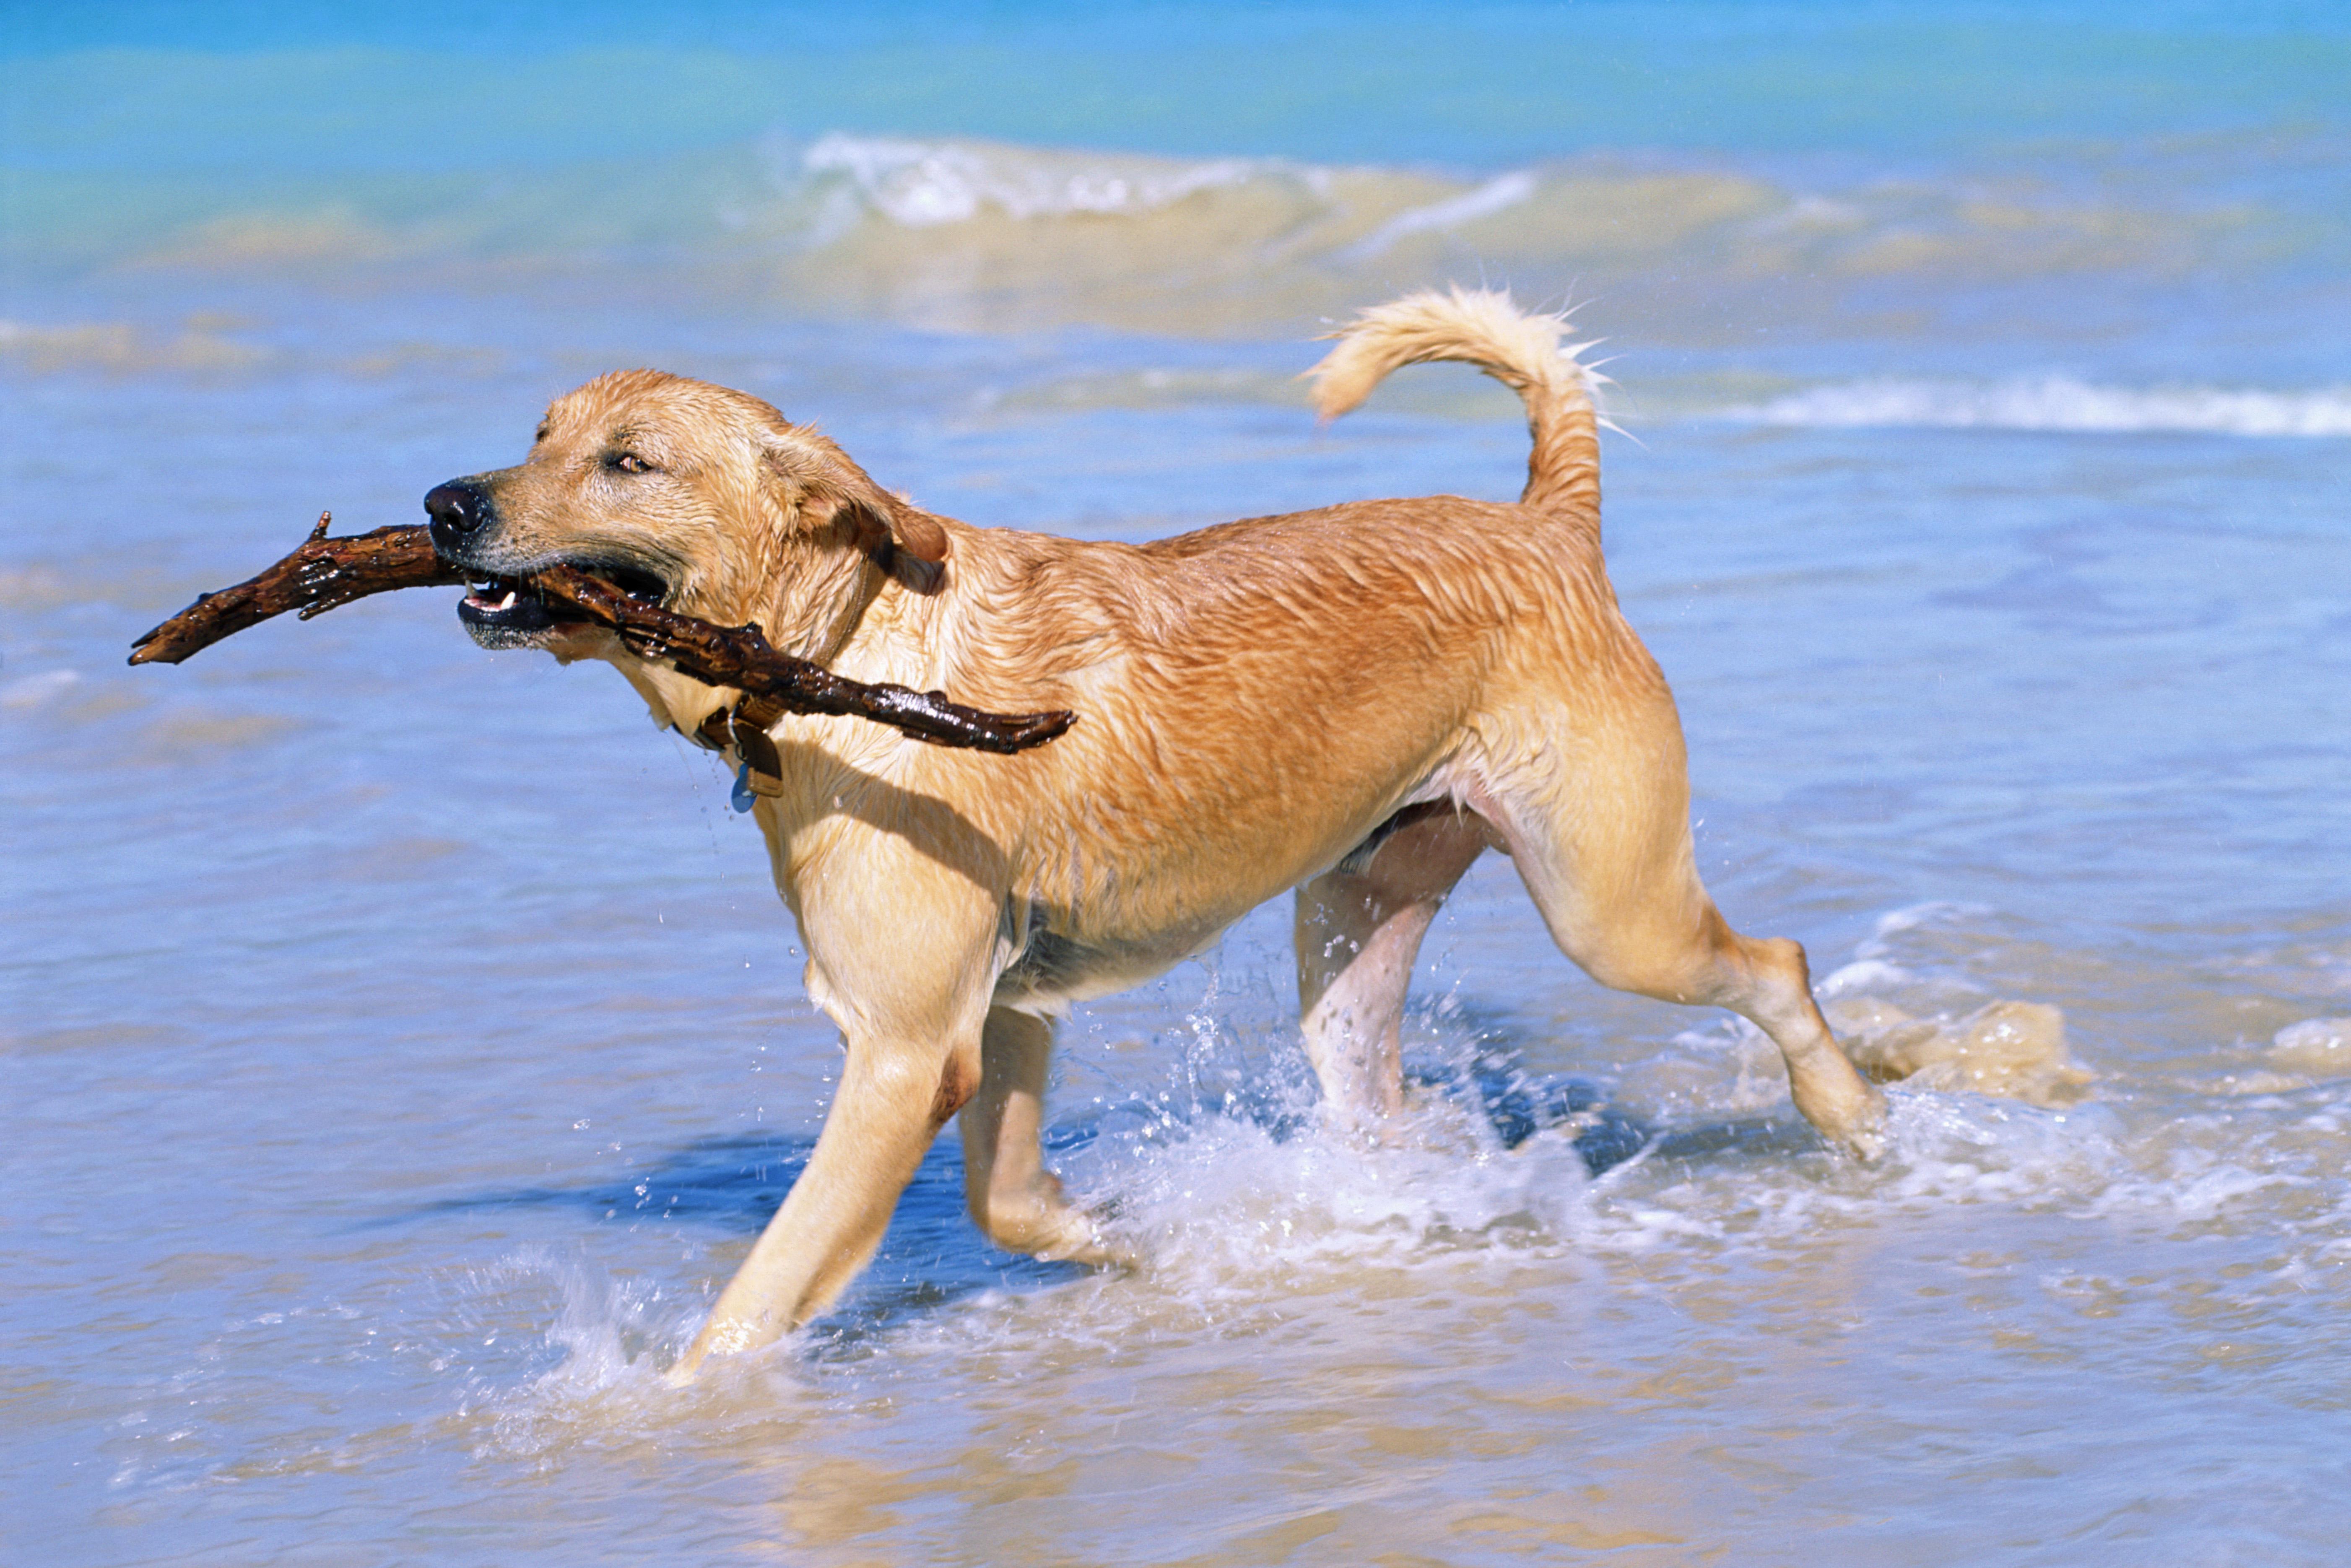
421, 287, 1885, 1379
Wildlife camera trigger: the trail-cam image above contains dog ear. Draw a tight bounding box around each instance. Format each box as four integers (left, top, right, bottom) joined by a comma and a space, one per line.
761, 434, 950, 572
884, 504, 949, 566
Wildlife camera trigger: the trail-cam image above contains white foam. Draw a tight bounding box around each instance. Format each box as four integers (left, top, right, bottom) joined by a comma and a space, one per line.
1873, 1091, 2126, 1207
457, 1249, 821, 1455
800, 133, 1265, 228
1750, 193, 1866, 233
1084, 1094, 1596, 1289
1335, 170, 1539, 261
2271, 1018, 2351, 1075
1820, 958, 1911, 996
1562, 1091, 2134, 1259
1853, 900, 1989, 961
2081, 1134, 2319, 1231
1730, 376, 2351, 438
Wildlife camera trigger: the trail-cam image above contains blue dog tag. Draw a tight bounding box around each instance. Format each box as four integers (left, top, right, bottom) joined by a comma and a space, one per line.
731, 763, 756, 813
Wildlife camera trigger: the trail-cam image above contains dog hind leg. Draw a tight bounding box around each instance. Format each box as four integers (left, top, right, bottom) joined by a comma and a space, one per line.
1294, 810, 1491, 1123
1488, 715, 1886, 1158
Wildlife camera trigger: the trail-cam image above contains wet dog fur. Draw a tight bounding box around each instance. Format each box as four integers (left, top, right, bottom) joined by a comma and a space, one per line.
423, 288, 1886, 1378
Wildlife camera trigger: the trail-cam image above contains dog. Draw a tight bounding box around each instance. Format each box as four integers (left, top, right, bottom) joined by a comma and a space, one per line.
421, 287, 1886, 1380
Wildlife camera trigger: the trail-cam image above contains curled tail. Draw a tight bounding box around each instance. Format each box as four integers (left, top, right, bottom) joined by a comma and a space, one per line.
1305, 286, 1605, 521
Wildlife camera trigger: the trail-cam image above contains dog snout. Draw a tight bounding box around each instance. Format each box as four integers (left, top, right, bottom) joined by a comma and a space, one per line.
423, 479, 496, 554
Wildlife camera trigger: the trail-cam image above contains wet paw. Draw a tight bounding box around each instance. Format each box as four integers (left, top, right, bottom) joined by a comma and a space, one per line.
1048, 1202, 1141, 1269
1834, 1085, 1891, 1162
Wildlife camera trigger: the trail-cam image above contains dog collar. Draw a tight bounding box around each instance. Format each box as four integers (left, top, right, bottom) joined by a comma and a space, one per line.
690, 694, 787, 810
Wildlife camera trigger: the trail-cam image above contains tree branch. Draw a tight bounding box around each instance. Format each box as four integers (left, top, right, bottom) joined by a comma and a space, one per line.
129, 515, 1076, 755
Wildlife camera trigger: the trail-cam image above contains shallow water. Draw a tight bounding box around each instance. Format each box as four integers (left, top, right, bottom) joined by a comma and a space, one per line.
6, 5, 2351, 1563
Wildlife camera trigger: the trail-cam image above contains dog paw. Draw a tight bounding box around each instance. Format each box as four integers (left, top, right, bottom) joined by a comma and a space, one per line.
1045, 1206, 1141, 1270
1831, 1087, 1891, 1163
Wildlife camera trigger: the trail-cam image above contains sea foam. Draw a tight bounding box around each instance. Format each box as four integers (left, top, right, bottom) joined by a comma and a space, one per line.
799, 133, 1270, 227
1731, 376, 2351, 438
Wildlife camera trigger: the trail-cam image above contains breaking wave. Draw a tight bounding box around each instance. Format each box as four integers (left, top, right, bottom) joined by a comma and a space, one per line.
798, 132, 1275, 228
17, 123, 2320, 345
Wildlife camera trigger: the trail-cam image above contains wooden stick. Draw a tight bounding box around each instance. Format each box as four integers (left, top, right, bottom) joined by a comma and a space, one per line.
128, 513, 463, 664
129, 515, 1076, 754
524, 562, 1076, 753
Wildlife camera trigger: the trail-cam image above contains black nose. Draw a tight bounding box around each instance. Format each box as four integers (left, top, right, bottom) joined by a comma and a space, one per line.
423, 479, 494, 551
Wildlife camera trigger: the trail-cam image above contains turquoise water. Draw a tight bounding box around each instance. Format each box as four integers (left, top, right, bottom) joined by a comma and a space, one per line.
5, 5, 2350, 1563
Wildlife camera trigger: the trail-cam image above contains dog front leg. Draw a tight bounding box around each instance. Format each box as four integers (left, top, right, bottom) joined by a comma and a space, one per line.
960, 1007, 1120, 1263
670, 1029, 977, 1381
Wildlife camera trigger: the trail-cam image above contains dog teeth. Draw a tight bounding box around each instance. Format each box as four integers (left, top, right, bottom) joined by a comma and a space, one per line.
494, 590, 517, 611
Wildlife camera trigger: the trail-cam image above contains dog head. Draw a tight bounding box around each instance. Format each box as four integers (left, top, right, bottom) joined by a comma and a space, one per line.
425, 369, 947, 663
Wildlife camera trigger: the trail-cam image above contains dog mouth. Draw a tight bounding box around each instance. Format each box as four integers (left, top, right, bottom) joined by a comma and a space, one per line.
456, 559, 672, 640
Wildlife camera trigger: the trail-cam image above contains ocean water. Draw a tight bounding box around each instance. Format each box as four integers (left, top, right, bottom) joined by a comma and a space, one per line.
5, 4, 2349, 1563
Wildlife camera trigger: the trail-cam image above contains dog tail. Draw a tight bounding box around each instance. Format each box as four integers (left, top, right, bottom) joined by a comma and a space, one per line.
1304, 286, 1606, 521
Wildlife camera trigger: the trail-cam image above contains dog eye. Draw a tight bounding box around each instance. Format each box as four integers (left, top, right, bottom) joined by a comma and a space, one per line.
610, 453, 656, 474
